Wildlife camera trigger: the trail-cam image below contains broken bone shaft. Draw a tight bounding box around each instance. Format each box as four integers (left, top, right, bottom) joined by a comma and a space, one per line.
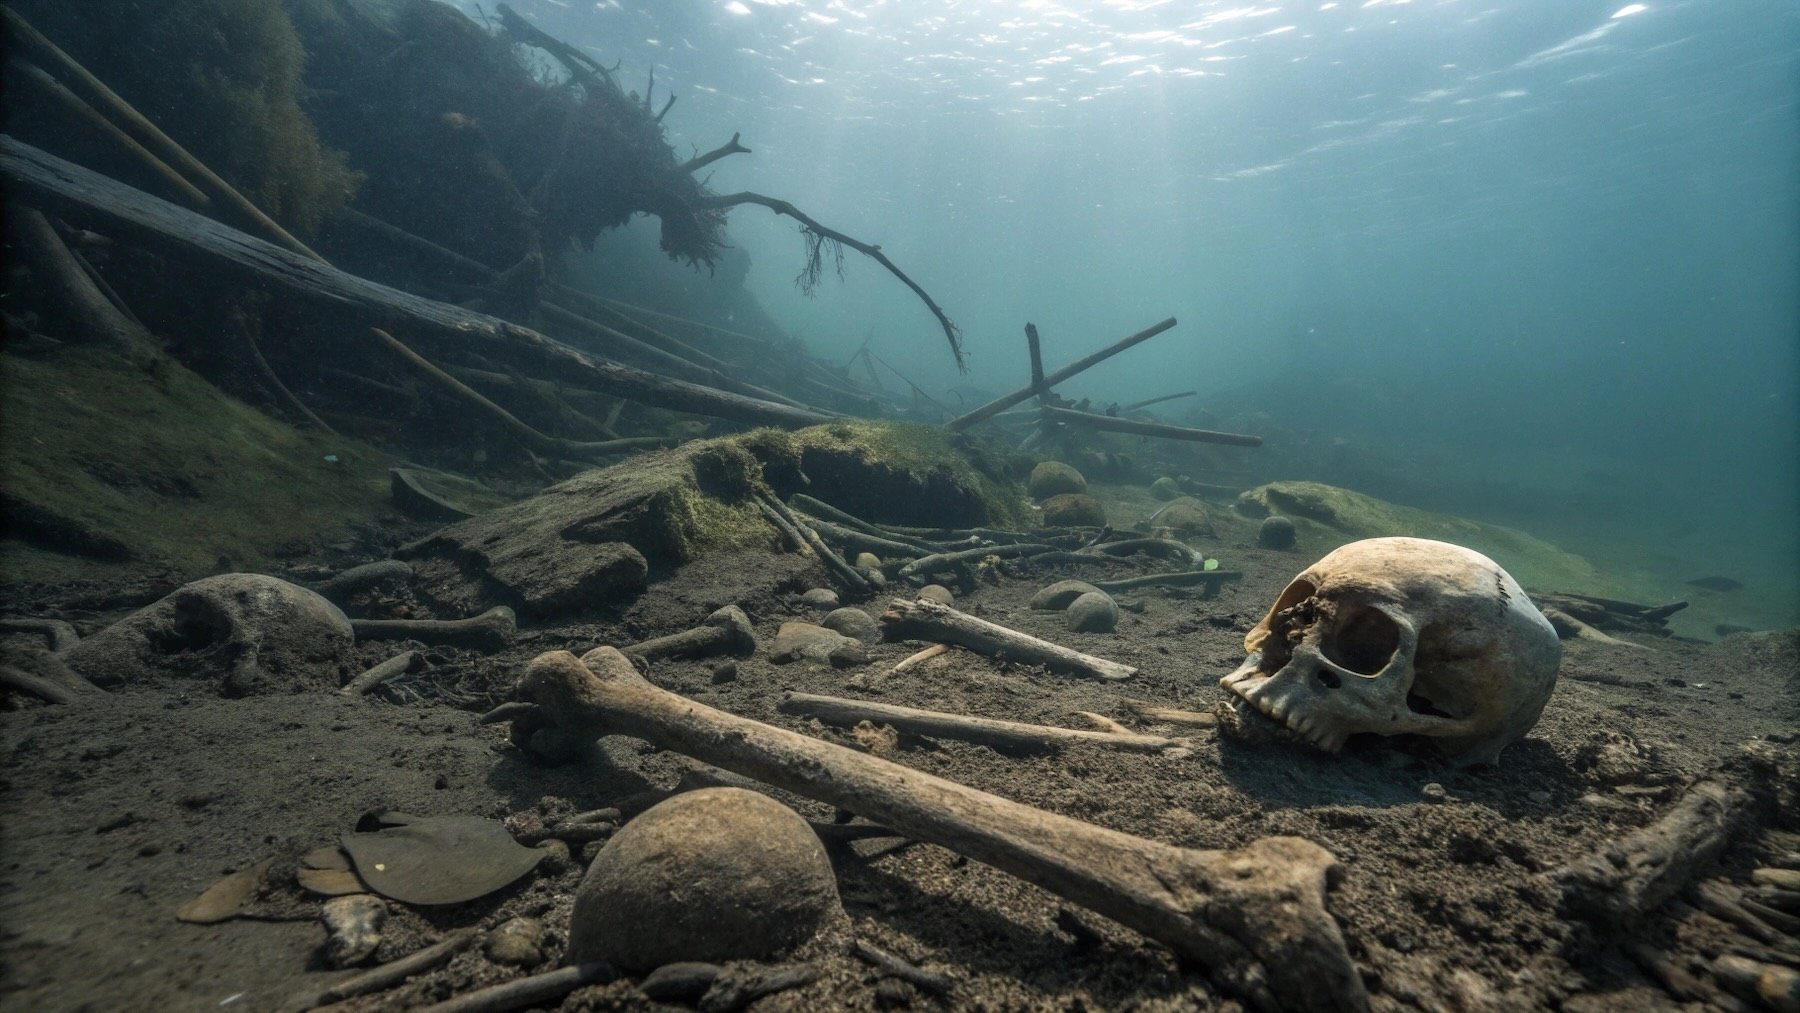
488, 649, 1366, 1012
879, 597, 1137, 681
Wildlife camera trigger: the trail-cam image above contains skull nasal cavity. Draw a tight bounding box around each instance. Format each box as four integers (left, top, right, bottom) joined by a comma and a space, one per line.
1323, 607, 1400, 675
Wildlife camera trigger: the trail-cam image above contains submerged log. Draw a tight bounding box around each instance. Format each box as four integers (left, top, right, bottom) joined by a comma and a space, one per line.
0, 136, 832, 430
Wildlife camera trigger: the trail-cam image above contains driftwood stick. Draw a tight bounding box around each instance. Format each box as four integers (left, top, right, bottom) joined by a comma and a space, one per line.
0, 137, 831, 430
948, 318, 1177, 431
10, 206, 152, 352
789, 495, 946, 554
242, 324, 336, 434
679, 132, 750, 174
370, 327, 667, 460
802, 516, 928, 562
8, 58, 209, 208
897, 544, 1059, 583
1091, 570, 1243, 593
1024, 322, 1048, 403
488, 650, 1366, 1012
781, 692, 1191, 756
879, 598, 1137, 682
312, 929, 478, 1005
1553, 780, 1751, 922
0, 618, 80, 652
1042, 406, 1262, 447
0, 8, 319, 259
757, 492, 874, 596
851, 939, 955, 996
414, 963, 614, 1013
707, 190, 964, 369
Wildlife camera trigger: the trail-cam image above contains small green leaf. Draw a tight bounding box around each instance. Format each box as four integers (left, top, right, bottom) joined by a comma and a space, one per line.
1203, 558, 1220, 571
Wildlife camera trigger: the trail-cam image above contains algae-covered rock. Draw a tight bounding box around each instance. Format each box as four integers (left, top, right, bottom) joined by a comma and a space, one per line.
1156, 497, 1214, 537
1040, 493, 1106, 528
1150, 477, 1181, 501
1235, 481, 1605, 592
1028, 461, 1087, 500
1258, 515, 1298, 549
398, 441, 760, 619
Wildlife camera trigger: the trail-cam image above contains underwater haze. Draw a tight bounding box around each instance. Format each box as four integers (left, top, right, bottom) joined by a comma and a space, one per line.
492, 0, 1799, 628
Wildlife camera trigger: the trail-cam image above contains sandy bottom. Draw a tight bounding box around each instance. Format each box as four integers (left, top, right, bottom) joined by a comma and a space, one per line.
2, 522, 1796, 1012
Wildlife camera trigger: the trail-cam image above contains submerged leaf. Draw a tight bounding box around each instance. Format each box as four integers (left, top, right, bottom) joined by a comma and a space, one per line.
176, 856, 274, 923
340, 812, 542, 906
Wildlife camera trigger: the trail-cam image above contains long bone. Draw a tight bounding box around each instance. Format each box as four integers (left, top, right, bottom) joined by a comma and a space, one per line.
483, 648, 1367, 1012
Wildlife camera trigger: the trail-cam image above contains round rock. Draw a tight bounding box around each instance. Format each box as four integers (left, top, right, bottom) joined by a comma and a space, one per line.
1156, 497, 1213, 536
853, 552, 883, 570
1150, 477, 1181, 501
1258, 515, 1297, 549
1027, 461, 1087, 500
1065, 591, 1119, 633
565, 788, 843, 971
916, 584, 955, 605
1030, 579, 1103, 611
800, 587, 841, 609
1040, 493, 1106, 528
821, 607, 880, 644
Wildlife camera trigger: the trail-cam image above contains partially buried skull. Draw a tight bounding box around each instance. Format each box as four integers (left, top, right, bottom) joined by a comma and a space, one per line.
1220, 537, 1560, 766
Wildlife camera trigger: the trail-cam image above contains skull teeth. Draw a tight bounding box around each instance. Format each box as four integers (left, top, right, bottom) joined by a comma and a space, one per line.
1221, 679, 1338, 753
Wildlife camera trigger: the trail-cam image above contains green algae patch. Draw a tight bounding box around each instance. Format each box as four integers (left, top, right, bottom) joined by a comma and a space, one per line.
0, 346, 392, 585
1236, 481, 1610, 595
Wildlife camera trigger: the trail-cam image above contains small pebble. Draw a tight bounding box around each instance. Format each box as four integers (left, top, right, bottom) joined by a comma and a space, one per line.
800, 588, 840, 609
710, 661, 738, 684
917, 585, 954, 605
1420, 782, 1451, 804
484, 916, 546, 966
1065, 592, 1119, 633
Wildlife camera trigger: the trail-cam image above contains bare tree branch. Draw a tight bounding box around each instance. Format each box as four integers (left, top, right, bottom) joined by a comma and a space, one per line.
706, 190, 965, 371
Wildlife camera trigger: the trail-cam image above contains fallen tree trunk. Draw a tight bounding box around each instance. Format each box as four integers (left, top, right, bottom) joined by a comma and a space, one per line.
1, 136, 832, 430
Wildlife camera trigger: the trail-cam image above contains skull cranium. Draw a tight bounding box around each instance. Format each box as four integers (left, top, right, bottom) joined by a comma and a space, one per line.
1220, 537, 1560, 766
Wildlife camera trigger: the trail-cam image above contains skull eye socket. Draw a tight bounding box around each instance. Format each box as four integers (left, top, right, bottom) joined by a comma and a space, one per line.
1322, 606, 1400, 675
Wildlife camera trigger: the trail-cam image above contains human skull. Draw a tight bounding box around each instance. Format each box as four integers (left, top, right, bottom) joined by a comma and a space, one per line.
1220, 537, 1560, 766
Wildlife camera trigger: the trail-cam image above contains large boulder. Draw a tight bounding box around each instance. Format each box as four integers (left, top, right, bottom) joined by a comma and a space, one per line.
1027, 460, 1086, 500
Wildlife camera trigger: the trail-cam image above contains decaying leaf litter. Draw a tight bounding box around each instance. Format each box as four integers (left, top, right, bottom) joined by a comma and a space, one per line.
2, 2, 1797, 1012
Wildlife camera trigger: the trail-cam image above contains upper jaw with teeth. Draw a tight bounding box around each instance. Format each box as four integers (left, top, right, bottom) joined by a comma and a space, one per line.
1220, 662, 1349, 753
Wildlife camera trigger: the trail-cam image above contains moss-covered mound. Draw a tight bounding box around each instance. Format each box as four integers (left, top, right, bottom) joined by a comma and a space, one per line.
1236, 480, 1605, 594
400, 421, 1028, 619
0, 346, 393, 587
